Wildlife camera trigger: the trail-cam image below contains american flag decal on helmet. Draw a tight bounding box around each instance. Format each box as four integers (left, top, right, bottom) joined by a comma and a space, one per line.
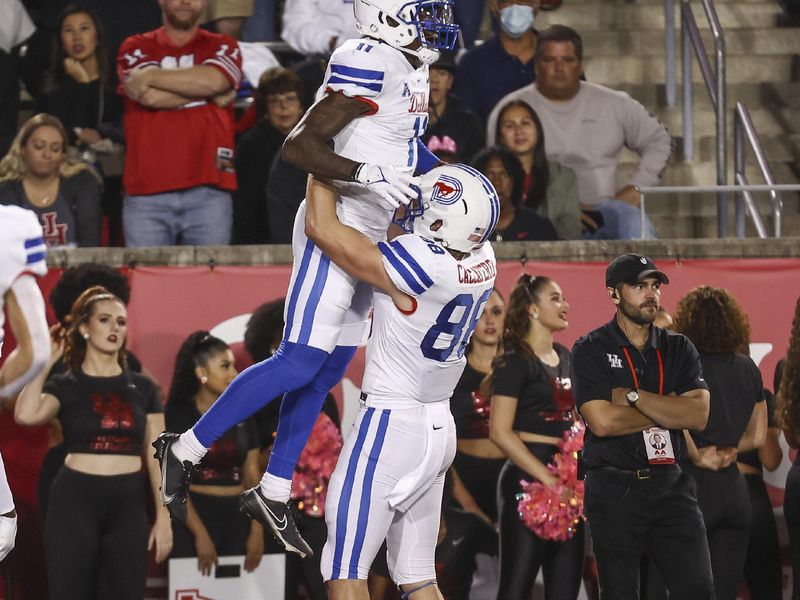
468, 226, 486, 243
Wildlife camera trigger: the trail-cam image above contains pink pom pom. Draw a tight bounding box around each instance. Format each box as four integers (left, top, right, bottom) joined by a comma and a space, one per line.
291, 413, 343, 516
516, 422, 586, 541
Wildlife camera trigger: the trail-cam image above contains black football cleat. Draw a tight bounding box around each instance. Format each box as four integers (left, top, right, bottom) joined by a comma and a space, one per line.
152, 432, 195, 523
240, 486, 314, 558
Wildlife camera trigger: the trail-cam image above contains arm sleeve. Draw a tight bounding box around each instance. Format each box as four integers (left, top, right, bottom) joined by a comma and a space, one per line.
72, 171, 102, 248
571, 338, 614, 408
546, 162, 583, 241
673, 337, 709, 395
201, 35, 243, 88
324, 43, 385, 101
490, 351, 530, 399
0, 275, 50, 399
619, 94, 673, 190
377, 235, 438, 297
0, 453, 13, 514
415, 139, 442, 175
281, 0, 341, 55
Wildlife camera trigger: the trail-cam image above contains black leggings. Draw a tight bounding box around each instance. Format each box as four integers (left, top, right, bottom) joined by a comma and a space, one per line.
452, 450, 506, 523
171, 491, 251, 557
786, 457, 800, 600
45, 467, 148, 600
742, 473, 783, 600
683, 462, 751, 600
496, 442, 585, 600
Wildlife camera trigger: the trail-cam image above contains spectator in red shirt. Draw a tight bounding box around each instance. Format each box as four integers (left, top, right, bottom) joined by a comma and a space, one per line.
117, 0, 243, 247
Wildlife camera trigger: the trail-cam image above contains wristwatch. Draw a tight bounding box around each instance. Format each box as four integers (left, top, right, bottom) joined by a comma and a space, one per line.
626, 388, 640, 407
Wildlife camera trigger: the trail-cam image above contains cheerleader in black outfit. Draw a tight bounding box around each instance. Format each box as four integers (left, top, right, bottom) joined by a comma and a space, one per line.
777, 296, 800, 600
15, 286, 171, 600
674, 287, 768, 600
450, 288, 506, 524
165, 332, 264, 575
489, 274, 584, 600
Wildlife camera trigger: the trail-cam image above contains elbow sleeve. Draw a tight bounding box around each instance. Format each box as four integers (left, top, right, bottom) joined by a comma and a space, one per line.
0, 276, 49, 399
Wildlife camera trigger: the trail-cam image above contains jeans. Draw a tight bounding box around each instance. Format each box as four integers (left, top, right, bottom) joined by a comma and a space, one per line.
585, 466, 714, 600
583, 198, 658, 240
123, 186, 232, 247
242, 0, 276, 41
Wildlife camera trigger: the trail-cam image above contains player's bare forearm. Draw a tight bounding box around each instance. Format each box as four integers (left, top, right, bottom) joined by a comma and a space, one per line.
634, 388, 709, 430
137, 88, 195, 109
282, 92, 371, 180
580, 400, 656, 437
145, 65, 231, 98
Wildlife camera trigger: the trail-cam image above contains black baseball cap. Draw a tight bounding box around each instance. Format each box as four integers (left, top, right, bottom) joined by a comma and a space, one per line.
605, 253, 669, 288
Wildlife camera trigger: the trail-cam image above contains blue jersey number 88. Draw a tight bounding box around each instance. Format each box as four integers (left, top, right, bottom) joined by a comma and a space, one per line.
420, 288, 493, 362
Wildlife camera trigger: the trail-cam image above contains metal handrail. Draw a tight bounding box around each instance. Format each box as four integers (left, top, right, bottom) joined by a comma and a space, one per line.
637, 184, 800, 240
679, 0, 727, 236
734, 102, 784, 238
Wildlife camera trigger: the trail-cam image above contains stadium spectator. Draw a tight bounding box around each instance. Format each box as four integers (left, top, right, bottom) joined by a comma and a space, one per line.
421, 52, 485, 164
777, 296, 800, 600
473, 146, 558, 241
37, 4, 126, 246
489, 273, 584, 599
204, 0, 253, 39
453, 0, 489, 49
450, 288, 506, 524
674, 286, 767, 600
14, 286, 171, 600
117, 0, 242, 247
495, 99, 581, 239
487, 25, 670, 240
281, 0, 358, 56
739, 387, 784, 600
266, 153, 308, 245
165, 332, 264, 575
453, 0, 539, 123
233, 67, 304, 244
0, 0, 35, 156
0, 113, 101, 248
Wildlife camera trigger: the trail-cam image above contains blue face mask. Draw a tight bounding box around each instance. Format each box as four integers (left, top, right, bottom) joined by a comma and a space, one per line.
499, 4, 535, 38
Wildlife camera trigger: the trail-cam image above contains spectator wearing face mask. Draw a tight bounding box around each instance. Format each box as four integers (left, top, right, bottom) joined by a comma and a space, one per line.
453, 0, 539, 124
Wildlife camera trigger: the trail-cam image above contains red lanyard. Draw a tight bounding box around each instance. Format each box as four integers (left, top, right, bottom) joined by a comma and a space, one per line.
622, 347, 664, 395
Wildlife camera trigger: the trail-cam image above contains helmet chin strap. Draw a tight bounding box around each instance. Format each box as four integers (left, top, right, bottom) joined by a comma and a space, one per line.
398, 44, 440, 65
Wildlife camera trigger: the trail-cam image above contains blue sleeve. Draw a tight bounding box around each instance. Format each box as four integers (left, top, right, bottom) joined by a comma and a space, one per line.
415, 138, 442, 175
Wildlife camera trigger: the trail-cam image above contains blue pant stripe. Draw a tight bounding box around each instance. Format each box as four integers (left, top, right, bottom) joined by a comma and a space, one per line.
284, 239, 315, 341
332, 408, 375, 579
298, 250, 330, 344
348, 409, 391, 578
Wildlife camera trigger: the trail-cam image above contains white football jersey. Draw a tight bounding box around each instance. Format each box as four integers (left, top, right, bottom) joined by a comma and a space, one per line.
0, 206, 47, 350
315, 37, 430, 240
361, 234, 496, 405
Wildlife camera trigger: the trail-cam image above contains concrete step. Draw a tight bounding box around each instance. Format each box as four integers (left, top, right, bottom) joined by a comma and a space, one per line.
583, 54, 794, 85
536, 2, 783, 30
581, 27, 800, 56
649, 211, 800, 239
618, 159, 798, 190
612, 82, 800, 110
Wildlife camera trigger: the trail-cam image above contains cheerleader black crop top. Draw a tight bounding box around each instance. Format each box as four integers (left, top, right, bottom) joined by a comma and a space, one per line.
166, 402, 260, 487
490, 344, 575, 438
43, 369, 162, 456
451, 363, 492, 439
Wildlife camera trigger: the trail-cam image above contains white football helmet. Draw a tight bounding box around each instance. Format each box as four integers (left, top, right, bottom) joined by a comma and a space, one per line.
353, 0, 459, 65
402, 164, 500, 253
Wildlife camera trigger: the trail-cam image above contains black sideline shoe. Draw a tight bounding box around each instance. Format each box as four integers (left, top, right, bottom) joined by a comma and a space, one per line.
240, 486, 314, 558
152, 432, 195, 523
